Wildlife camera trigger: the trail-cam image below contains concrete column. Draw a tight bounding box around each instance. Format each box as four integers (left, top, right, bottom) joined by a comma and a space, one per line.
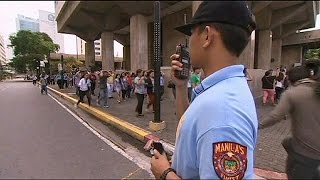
123, 45, 131, 71
257, 30, 272, 70
238, 31, 255, 69
130, 14, 148, 71
101, 32, 114, 70
192, 1, 202, 15
85, 40, 95, 69
271, 39, 282, 69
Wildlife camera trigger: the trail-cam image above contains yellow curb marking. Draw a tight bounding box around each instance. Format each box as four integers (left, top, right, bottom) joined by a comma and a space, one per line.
121, 168, 142, 180
48, 87, 151, 142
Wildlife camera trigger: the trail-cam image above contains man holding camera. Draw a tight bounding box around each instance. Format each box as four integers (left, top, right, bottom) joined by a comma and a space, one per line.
151, 1, 258, 179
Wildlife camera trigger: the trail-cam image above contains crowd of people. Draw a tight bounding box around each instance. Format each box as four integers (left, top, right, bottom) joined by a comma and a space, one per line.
261, 66, 288, 106
67, 68, 166, 117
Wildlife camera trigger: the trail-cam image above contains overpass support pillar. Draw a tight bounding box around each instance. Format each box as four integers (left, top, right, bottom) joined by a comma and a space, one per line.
130, 14, 148, 71
271, 39, 282, 69
257, 30, 272, 70
101, 32, 114, 71
85, 40, 95, 70
238, 31, 255, 69
123, 45, 131, 71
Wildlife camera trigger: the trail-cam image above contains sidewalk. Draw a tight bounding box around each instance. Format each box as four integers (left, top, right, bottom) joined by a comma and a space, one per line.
50, 85, 289, 179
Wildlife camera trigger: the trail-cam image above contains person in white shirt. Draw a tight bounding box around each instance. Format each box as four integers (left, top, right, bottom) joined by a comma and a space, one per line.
75, 73, 91, 107
275, 71, 285, 103
32, 75, 37, 86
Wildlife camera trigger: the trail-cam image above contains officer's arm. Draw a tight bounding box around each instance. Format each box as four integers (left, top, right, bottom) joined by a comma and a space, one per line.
196, 127, 254, 179
259, 90, 291, 129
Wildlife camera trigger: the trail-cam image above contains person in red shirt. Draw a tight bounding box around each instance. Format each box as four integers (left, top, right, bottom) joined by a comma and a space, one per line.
126, 72, 133, 98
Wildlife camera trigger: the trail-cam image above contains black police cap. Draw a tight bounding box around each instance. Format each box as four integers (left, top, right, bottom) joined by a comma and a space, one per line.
175, 1, 256, 36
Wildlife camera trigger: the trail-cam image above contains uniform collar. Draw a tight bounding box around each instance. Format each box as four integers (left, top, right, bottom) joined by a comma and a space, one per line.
191, 65, 245, 101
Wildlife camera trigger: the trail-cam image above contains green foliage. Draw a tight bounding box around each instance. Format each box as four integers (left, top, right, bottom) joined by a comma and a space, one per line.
305, 48, 320, 60
9, 56, 27, 73
8, 30, 60, 72
64, 57, 83, 72
49, 57, 83, 75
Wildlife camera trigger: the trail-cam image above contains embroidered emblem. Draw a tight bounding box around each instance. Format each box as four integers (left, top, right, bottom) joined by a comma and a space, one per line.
213, 142, 247, 180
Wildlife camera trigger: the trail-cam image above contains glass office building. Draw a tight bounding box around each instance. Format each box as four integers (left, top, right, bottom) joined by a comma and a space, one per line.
16, 15, 40, 32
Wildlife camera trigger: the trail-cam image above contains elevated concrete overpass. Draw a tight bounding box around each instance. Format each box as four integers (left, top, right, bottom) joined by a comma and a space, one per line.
55, 1, 320, 72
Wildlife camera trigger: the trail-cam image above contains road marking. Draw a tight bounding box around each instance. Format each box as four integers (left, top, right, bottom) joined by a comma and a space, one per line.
48, 93, 153, 178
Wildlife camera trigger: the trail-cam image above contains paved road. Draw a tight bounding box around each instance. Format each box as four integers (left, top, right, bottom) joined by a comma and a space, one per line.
0, 82, 150, 179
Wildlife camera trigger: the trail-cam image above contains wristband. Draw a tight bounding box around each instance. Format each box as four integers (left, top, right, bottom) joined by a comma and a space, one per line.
160, 168, 176, 180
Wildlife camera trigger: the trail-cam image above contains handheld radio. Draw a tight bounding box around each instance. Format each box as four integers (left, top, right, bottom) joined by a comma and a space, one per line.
174, 44, 190, 80
174, 14, 190, 80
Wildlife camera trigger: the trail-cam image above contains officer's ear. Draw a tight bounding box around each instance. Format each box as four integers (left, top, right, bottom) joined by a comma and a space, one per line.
202, 25, 215, 48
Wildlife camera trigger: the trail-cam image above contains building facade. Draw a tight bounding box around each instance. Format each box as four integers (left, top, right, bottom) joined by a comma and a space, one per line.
0, 35, 7, 66
77, 37, 101, 56
39, 10, 64, 53
16, 11, 65, 53
16, 15, 39, 32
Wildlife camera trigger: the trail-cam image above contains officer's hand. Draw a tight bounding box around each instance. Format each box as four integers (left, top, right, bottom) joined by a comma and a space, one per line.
151, 149, 171, 179
170, 54, 188, 88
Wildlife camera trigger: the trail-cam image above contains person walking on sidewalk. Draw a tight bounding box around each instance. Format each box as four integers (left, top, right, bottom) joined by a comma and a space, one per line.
97, 70, 110, 108
39, 75, 47, 95
151, 2, 257, 179
259, 66, 320, 179
261, 69, 276, 106
145, 70, 155, 113
75, 73, 91, 107
90, 71, 97, 96
126, 72, 133, 98
121, 72, 128, 101
275, 70, 285, 103
107, 71, 114, 99
134, 69, 145, 117
32, 75, 37, 86
114, 74, 123, 103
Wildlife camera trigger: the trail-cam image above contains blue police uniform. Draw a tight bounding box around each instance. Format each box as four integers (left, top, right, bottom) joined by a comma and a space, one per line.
172, 65, 258, 179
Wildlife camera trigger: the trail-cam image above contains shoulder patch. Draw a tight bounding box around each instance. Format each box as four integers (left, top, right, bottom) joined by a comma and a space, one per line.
213, 141, 247, 180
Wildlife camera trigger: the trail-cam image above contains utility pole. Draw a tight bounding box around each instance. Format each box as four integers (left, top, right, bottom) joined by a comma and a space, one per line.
153, 1, 161, 124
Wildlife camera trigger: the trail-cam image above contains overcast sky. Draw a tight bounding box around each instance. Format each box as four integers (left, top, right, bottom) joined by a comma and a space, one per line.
0, 1, 123, 59
1, 1, 320, 60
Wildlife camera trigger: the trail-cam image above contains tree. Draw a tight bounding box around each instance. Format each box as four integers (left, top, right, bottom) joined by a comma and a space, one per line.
64, 57, 84, 72
49, 57, 84, 75
305, 48, 320, 60
8, 30, 60, 73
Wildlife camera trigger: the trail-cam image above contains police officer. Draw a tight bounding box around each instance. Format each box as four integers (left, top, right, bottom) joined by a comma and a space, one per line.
151, 1, 257, 179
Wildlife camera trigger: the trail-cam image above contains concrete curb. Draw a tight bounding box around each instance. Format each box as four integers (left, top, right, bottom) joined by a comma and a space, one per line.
47, 86, 286, 179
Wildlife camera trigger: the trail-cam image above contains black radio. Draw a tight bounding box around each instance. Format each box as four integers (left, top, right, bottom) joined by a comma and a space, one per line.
174, 44, 190, 80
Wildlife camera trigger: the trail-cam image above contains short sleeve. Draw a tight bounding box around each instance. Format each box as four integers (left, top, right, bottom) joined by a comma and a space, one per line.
134, 77, 139, 84
196, 127, 254, 179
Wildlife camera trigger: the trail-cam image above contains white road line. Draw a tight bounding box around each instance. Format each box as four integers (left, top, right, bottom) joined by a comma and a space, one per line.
48, 93, 153, 177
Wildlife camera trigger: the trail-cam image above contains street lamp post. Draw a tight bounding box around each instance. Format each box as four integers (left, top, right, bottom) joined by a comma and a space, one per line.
152, 1, 163, 126
148, 1, 166, 131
